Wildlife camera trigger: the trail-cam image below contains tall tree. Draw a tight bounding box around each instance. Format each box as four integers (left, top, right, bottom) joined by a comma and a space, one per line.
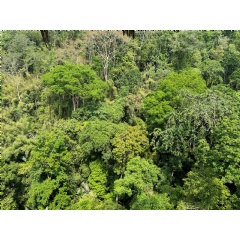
86, 31, 124, 81
42, 63, 109, 116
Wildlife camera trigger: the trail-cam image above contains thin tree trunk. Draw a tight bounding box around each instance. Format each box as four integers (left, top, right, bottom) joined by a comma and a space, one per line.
76, 96, 79, 109
104, 61, 108, 81
72, 95, 76, 111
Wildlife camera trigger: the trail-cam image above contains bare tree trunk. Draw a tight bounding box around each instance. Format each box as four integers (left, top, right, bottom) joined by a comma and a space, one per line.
16, 76, 21, 101
89, 31, 120, 81
104, 62, 108, 81
72, 95, 76, 111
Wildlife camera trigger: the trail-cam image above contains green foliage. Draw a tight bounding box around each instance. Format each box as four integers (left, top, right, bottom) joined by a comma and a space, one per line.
153, 89, 236, 156
71, 103, 100, 121
114, 157, 161, 196
79, 120, 127, 163
180, 168, 231, 210
68, 193, 124, 210
88, 160, 107, 198
136, 31, 174, 72
123, 94, 145, 124
2, 31, 55, 76
169, 31, 204, 71
42, 63, 109, 116
111, 50, 138, 78
0, 161, 23, 209
223, 43, 240, 83
68, 194, 103, 210
93, 99, 125, 123
112, 126, 149, 176
3, 30, 240, 210
86, 30, 124, 81
151, 86, 240, 187
204, 116, 240, 185
131, 193, 173, 210
25, 128, 74, 209
143, 69, 206, 130
114, 157, 166, 209
229, 68, 240, 90
2, 32, 36, 74
115, 69, 143, 95
200, 59, 224, 87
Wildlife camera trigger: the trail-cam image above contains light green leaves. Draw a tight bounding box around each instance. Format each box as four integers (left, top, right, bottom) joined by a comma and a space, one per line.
42, 63, 109, 115
114, 157, 172, 209
143, 69, 206, 130
131, 193, 173, 210
112, 126, 149, 176
88, 160, 107, 198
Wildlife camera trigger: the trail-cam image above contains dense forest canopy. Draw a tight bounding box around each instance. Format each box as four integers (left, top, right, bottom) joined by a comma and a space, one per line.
1, 30, 240, 210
